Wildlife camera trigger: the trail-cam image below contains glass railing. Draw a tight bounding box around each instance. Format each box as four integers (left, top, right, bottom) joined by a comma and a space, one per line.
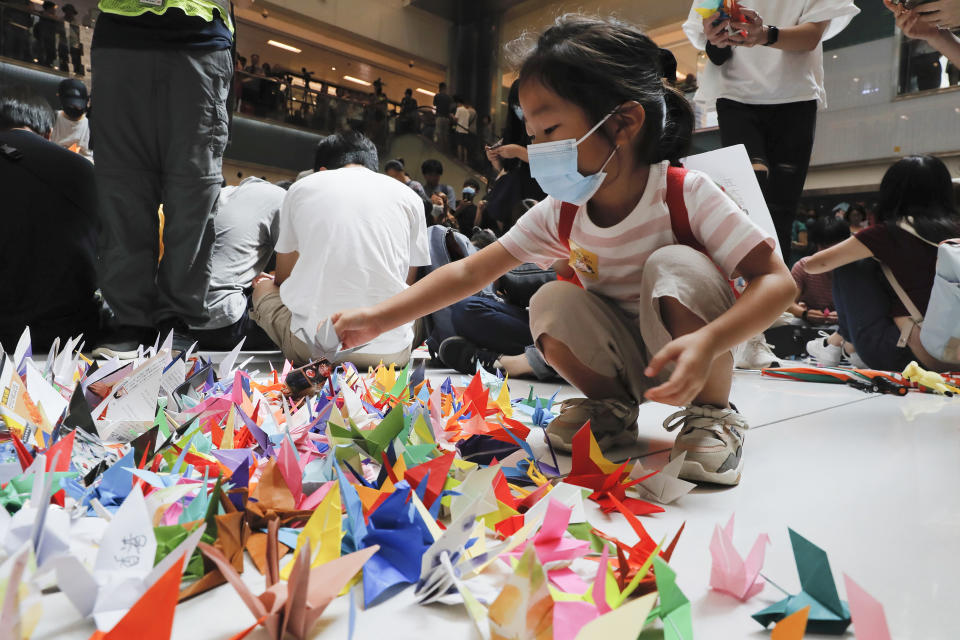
0, 6, 494, 176
234, 69, 494, 173
0, 1, 92, 75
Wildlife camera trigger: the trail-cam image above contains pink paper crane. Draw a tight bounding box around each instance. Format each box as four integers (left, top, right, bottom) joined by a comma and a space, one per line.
709, 513, 769, 601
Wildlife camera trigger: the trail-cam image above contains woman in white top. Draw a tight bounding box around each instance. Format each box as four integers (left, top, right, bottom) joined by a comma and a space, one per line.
683, 0, 859, 257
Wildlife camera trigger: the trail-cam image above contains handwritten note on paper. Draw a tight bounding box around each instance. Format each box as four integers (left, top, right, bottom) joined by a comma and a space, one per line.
94, 486, 156, 576
93, 354, 166, 443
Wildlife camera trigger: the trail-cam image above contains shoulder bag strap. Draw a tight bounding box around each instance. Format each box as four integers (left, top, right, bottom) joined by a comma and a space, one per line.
878, 260, 924, 348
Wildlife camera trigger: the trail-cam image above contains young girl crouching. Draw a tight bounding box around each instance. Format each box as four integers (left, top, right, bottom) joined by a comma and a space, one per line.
332, 15, 796, 486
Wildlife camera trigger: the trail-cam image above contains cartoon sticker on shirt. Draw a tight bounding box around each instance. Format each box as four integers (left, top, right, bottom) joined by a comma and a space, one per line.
568, 240, 599, 280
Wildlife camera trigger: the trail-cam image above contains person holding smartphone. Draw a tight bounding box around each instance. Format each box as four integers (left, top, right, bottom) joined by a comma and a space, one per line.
886, 0, 960, 67
683, 1, 859, 261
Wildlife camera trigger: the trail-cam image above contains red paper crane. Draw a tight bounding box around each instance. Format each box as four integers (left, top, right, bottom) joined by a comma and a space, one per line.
564, 423, 664, 517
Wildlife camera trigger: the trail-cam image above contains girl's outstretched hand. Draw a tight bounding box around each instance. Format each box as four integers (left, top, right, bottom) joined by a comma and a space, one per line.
331, 308, 382, 349
643, 331, 716, 406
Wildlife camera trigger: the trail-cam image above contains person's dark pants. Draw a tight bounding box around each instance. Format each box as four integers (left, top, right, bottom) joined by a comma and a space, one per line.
39, 32, 56, 66
57, 40, 69, 71
913, 52, 943, 91
451, 296, 532, 355
192, 308, 278, 351
716, 98, 817, 258
70, 46, 84, 75
450, 295, 558, 380
833, 259, 915, 371
91, 47, 232, 332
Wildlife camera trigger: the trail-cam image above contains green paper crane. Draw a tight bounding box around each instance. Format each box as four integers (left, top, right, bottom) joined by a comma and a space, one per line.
752, 529, 851, 634
647, 556, 693, 640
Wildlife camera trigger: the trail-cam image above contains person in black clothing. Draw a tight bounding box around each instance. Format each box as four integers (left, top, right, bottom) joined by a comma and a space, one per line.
454, 178, 480, 236
62, 4, 84, 75
90, 3, 234, 358
0, 88, 100, 351
482, 80, 545, 233
399, 88, 419, 134
432, 82, 453, 152
35, 1, 63, 68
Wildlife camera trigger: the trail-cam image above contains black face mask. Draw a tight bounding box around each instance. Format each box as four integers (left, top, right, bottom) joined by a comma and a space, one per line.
64, 106, 85, 119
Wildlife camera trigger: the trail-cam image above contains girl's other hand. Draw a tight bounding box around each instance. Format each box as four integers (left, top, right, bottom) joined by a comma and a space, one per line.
643, 331, 716, 406
331, 308, 382, 349
703, 11, 732, 47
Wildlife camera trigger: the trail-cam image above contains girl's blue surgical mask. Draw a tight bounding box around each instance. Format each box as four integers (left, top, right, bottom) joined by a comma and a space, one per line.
526, 111, 618, 206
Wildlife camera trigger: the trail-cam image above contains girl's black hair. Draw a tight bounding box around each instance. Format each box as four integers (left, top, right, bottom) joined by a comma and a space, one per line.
876, 155, 960, 243
514, 14, 693, 165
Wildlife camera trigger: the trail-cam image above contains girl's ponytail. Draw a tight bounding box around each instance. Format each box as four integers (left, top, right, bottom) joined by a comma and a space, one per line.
657, 86, 695, 166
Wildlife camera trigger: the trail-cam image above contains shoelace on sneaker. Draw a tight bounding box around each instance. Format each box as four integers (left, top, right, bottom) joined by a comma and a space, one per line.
662, 405, 749, 441
557, 398, 636, 423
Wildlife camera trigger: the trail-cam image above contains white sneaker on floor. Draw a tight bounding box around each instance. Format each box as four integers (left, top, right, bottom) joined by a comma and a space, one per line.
806, 332, 843, 367
734, 334, 781, 370
663, 405, 749, 485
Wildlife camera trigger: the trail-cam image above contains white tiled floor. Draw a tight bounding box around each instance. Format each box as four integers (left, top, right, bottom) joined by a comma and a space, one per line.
34, 368, 960, 639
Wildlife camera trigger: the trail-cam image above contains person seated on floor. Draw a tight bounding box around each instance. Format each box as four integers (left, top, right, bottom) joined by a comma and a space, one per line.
421, 158, 457, 225
454, 179, 482, 236
438, 283, 559, 383
787, 216, 850, 326
190, 177, 287, 351
805, 155, 960, 371
384, 158, 429, 201
51, 78, 93, 160
251, 131, 430, 367
0, 87, 100, 351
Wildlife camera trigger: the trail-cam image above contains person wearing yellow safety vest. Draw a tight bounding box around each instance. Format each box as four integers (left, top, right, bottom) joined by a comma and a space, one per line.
89, 0, 234, 358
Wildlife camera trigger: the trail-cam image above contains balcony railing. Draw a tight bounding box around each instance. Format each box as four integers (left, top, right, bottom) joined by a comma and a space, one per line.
0, 1, 91, 75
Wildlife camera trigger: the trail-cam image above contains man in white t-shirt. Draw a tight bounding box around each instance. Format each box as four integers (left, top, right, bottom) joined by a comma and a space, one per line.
51, 78, 92, 160
250, 131, 430, 367
683, 0, 858, 257
454, 97, 471, 162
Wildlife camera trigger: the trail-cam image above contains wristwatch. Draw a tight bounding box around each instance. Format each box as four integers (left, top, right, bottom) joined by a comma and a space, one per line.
764, 25, 780, 46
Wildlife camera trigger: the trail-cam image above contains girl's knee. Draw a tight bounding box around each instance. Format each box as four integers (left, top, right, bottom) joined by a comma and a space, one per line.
535, 333, 565, 367
529, 280, 587, 315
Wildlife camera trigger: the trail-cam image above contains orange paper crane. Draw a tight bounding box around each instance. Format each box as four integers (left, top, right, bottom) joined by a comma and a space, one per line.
88, 556, 183, 640
199, 532, 379, 640
592, 493, 685, 595
565, 423, 664, 517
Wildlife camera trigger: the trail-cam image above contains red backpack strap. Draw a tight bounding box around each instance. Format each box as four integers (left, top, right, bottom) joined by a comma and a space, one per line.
558, 201, 577, 248
666, 166, 740, 298
666, 166, 707, 254
557, 201, 583, 287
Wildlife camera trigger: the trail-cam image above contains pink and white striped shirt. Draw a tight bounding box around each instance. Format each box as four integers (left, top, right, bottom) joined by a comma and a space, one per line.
498, 160, 774, 317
